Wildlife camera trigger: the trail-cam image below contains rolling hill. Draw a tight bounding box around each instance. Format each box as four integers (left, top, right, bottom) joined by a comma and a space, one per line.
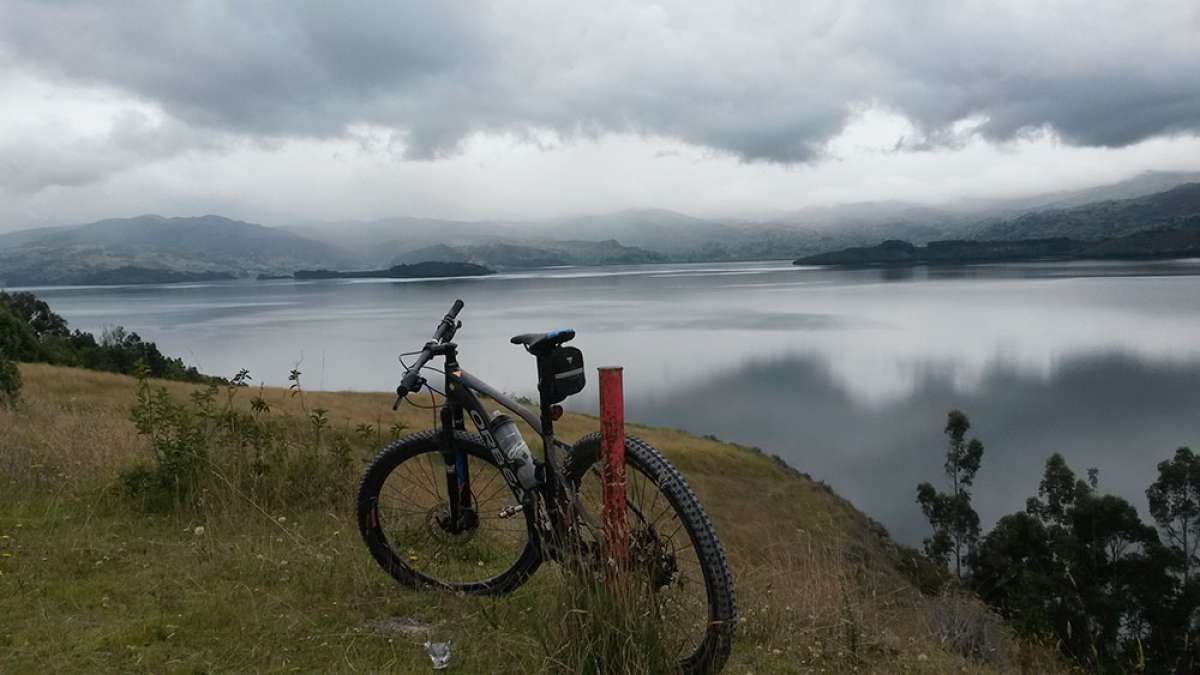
389, 239, 667, 269
0, 215, 353, 286
971, 183, 1200, 241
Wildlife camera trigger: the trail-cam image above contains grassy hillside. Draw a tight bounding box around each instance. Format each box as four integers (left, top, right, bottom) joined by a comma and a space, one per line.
0, 215, 353, 285
973, 183, 1200, 241
0, 364, 1061, 673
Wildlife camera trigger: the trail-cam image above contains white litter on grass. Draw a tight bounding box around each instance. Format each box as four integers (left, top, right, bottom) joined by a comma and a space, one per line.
424, 640, 451, 670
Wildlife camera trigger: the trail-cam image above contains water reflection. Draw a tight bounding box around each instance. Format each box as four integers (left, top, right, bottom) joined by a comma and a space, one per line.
630, 350, 1200, 544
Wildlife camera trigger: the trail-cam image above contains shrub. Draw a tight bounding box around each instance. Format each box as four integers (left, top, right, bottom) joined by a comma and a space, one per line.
124, 370, 210, 511
0, 351, 20, 409
122, 368, 365, 513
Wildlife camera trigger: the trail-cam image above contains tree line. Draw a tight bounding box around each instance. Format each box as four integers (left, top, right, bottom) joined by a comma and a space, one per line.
918, 410, 1199, 673
0, 291, 218, 407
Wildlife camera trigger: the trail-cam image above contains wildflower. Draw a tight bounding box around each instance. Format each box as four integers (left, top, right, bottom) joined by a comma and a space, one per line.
194, 526, 205, 537
277, 516, 287, 523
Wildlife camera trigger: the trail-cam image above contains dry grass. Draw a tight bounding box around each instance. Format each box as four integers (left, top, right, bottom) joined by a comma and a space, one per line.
0, 363, 1065, 673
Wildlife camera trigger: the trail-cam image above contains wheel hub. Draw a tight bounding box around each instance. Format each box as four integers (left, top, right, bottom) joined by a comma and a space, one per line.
630, 527, 677, 588
426, 504, 479, 543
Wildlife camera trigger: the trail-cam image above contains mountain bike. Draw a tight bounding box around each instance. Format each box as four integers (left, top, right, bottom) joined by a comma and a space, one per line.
356, 299, 737, 673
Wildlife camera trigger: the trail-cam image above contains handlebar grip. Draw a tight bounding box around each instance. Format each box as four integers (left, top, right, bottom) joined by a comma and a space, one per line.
432, 299, 465, 342
400, 369, 421, 390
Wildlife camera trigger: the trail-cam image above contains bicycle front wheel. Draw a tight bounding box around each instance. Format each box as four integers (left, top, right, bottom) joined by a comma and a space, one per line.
357, 429, 541, 595
566, 433, 737, 674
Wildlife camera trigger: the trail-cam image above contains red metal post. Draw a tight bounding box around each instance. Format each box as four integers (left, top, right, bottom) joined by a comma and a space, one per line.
599, 366, 628, 570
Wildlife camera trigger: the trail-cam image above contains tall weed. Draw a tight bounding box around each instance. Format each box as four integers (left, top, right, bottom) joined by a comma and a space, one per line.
122, 368, 381, 513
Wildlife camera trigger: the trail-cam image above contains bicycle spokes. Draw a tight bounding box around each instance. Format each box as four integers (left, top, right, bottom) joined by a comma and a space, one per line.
375, 446, 528, 585
570, 463, 712, 658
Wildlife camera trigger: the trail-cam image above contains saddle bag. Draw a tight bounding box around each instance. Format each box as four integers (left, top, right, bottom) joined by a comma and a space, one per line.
539, 346, 585, 404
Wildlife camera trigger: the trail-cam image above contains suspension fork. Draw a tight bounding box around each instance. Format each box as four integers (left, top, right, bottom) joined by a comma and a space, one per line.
440, 398, 473, 532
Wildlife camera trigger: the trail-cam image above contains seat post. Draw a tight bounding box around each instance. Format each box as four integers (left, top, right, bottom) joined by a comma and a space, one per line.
535, 353, 554, 437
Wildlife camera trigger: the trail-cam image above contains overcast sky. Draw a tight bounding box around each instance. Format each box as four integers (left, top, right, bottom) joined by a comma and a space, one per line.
2, 0, 1199, 231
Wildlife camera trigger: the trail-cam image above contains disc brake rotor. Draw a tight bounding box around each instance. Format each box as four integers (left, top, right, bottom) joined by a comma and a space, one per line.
630, 526, 677, 588
425, 504, 480, 544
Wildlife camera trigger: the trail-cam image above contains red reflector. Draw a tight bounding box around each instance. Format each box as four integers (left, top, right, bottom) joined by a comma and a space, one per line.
550, 404, 564, 420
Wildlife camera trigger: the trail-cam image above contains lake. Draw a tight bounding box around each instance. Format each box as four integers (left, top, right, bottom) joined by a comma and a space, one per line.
21, 259, 1200, 545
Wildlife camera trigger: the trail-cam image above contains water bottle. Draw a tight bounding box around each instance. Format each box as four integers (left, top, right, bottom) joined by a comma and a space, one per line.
488, 412, 539, 490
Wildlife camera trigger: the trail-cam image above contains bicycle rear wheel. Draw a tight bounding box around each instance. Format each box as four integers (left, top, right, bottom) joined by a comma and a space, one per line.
566, 433, 737, 674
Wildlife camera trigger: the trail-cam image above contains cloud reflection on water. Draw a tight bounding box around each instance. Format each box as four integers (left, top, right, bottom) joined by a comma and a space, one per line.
630, 350, 1200, 544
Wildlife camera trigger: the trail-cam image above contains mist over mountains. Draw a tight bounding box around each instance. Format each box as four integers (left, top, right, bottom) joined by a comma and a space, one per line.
2, 171, 1199, 286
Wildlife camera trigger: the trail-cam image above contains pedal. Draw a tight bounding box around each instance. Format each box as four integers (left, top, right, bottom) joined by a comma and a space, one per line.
498, 504, 524, 519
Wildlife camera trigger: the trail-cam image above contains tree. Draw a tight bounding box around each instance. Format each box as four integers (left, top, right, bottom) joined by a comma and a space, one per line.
1147, 448, 1200, 585
0, 291, 69, 338
916, 409, 985, 579
1146, 447, 1200, 670
0, 303, 43, 362
0, 304, 26, 408
980, 453, 1178, 672
1027, 452, 1087, 524
973, 511, 1058, 636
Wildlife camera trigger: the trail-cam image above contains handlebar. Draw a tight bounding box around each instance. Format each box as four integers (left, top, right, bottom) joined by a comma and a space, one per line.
394, 299, 464, 408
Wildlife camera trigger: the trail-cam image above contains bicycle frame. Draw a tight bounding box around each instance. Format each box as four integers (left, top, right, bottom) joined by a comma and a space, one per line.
430, 341, 571, 546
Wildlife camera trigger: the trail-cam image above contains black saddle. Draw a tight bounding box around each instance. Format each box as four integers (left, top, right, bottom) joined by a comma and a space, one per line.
510, 329, 575, 354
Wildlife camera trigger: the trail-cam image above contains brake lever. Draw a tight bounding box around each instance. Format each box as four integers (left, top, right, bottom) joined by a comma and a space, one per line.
392, 376, 427, 410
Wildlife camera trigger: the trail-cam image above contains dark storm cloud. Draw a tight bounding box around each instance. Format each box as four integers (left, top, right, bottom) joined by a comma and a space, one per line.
0, 1, 484, 143
1, 0, 1198, 168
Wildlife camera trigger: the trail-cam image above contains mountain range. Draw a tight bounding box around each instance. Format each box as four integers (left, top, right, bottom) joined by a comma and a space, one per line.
1, 171, 1199, 285
796, 183, 1200, 266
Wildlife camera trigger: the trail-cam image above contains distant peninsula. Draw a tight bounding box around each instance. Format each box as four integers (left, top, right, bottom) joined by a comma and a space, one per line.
795, 227, 1200, 267
292, 261, 495, 280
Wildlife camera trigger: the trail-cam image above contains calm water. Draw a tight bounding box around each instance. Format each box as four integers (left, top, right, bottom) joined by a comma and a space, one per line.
21, 259, 1200, 544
